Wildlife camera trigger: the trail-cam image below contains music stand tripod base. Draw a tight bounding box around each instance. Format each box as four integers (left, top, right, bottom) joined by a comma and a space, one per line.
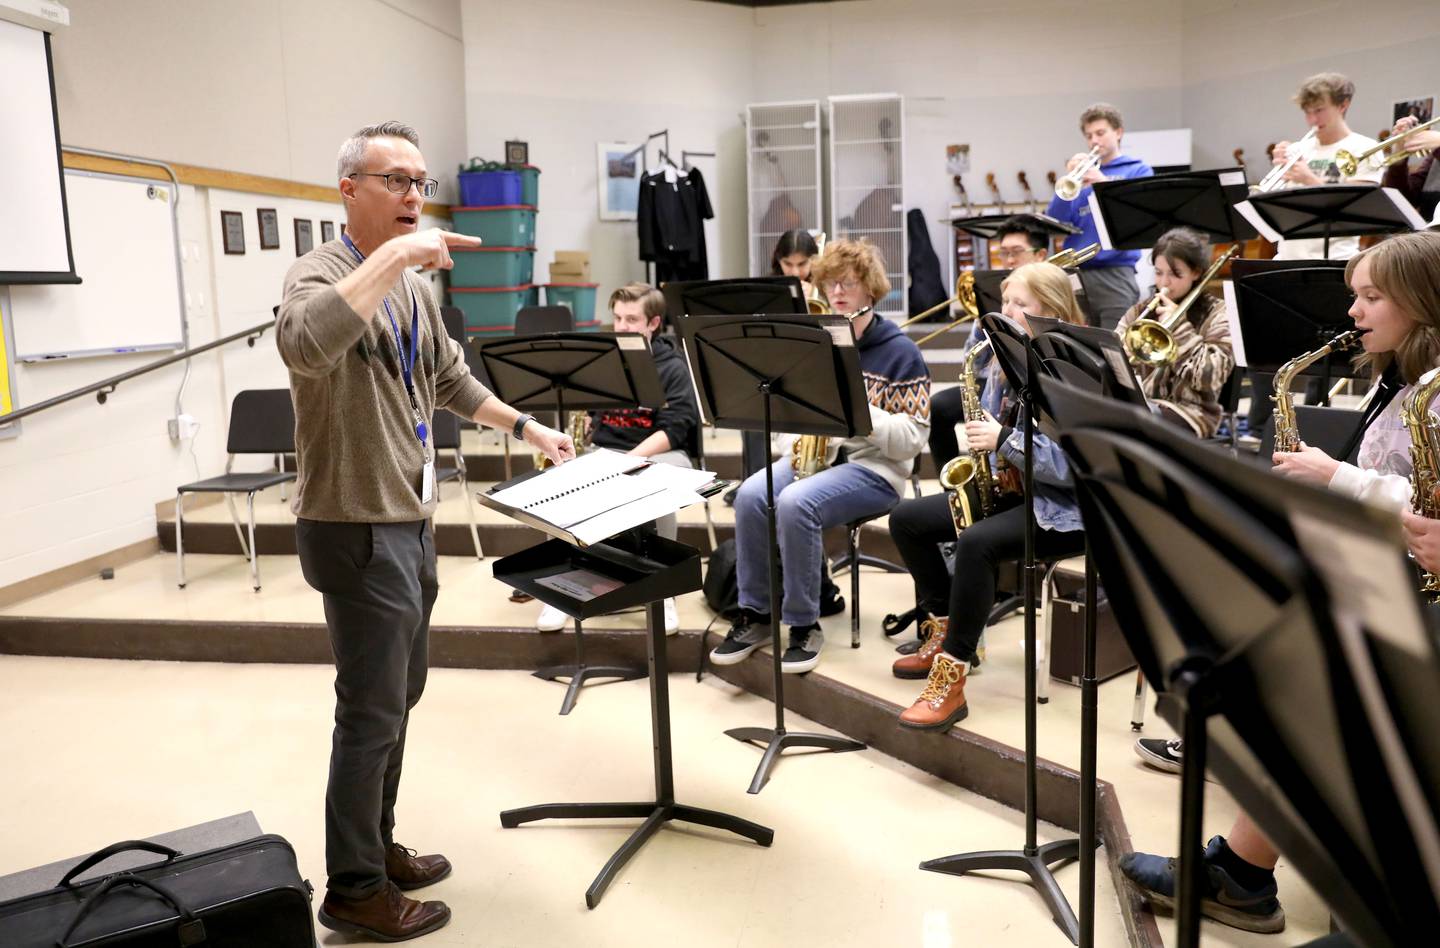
531, 619, 645, 715
726, 722, 866, 795
920, 840, 1083, 941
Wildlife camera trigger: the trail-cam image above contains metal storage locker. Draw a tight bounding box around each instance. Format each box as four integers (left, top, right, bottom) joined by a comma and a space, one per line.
828, 93, 906, 317
745, 100, 822, 279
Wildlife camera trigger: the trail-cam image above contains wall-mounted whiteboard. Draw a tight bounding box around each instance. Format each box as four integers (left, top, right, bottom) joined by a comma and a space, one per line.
8, 170, 185, 361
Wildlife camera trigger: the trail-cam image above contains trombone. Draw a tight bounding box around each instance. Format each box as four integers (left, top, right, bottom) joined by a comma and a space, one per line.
1253, 128, 1317, 192
1054, 146, 1101, 201
1122, 245, 1239, 367
1047, 242, 1100, 269
1336, 116, 1440, 177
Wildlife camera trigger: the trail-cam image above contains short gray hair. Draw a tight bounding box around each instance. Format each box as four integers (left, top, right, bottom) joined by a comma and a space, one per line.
337, 121, 420, 180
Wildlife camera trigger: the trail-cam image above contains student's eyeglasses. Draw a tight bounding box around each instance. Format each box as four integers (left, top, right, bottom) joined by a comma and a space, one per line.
996, 247, 1038, 262
351, 172, 439, 198
825, 278, 862, 292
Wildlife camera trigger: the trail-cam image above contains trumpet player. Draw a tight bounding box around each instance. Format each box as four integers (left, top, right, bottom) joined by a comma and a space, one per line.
534, 282, 699, 635
889, 263, 1085, 731
1382, 113, 1440, 222
710, 239, 930, 674
1046, 103, 1153, 330
1270, 73, 1383, 260
1115, 227, 1235, 437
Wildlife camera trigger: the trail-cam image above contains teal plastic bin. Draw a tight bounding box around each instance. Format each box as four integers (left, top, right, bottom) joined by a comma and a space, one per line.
542, 283, 599, 325
449, 284, 537, 333
450, 247, 535, 288
451, 205, 536, 247
508, 165, 541, 206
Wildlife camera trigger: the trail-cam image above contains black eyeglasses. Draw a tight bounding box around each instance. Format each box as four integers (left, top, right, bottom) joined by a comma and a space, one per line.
351, 172, 439, 198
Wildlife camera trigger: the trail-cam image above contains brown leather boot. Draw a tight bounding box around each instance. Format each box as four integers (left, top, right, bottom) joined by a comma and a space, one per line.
892, 616, 948, 679
318, 880, 451, 941
386, 842, 453, 890
898, 652, 969, 730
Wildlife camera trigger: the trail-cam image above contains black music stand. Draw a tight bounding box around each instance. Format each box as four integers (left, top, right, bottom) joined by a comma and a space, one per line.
472, 332, 666, 714
494, 531, 773, 908
676, 313, 870, 794
948, 212, 1079, 243
1226, 259, 1360, 398
661, 276, 806, 319
918, 313, 1082, 944
1237, 184, 1425, 258
1089, 167, 1258, 250
1059, 402, 1440, 947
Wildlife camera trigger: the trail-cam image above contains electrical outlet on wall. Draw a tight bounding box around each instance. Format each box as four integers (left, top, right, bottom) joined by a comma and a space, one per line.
167, 413, 199, 441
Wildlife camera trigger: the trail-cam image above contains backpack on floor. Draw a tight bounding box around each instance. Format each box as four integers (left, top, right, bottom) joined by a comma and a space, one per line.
703, 539, 740, 618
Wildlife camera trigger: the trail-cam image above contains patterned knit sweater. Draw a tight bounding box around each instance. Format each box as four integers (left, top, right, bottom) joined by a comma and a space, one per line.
1116, 290, 1234, 438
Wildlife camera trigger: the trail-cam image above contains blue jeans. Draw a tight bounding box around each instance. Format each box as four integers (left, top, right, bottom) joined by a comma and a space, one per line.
735, 459, 898, 627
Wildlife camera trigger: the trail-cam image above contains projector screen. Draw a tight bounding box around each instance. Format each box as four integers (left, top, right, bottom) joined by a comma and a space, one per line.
0, 17, 76, 284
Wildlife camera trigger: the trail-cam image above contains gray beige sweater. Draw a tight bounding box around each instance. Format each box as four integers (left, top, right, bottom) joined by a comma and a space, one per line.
278, 240, 491, 522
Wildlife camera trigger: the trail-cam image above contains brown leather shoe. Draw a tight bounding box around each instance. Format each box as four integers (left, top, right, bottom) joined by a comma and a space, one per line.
318, 880, 450, 942
386, 842, 453, 891
898, 652, 969, 730
892, 616, 948, 679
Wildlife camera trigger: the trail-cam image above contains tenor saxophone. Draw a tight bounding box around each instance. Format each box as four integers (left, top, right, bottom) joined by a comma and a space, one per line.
792, 433, 829, 478
1403, 366, 1440, 601
1271, 330, 1366, 453
939, 338, 998, 534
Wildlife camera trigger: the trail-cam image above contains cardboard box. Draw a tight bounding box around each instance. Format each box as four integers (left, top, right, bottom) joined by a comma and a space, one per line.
549, 263, 591, 283
554, 250, 590, 266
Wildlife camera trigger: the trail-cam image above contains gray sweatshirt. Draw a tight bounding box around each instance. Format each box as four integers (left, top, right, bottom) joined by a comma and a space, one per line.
277, 240, 491, 522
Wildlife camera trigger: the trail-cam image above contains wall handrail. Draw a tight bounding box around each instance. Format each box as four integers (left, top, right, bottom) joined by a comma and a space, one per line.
1, 319, 276, 426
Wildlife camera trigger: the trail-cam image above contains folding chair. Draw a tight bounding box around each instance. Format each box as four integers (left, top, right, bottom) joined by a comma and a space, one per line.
175, 389, 296, 591
430, 410, 484, 561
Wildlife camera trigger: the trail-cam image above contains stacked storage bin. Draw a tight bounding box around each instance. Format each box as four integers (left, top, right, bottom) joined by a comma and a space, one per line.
448, 166, 540, 336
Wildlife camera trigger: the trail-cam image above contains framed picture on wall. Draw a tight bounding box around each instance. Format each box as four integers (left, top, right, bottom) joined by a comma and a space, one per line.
1393, 95, 1435, 125
257, 208, 281, 250
321, 220, 335, 243
597, 141, 642, 221
294, 219, 314, 256
220, 211, 245, 255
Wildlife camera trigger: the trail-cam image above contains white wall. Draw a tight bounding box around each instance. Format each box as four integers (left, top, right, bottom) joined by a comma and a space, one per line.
0, 0, 466, 589
751, 0, 1187, 282
459, 0, 755, 300
52, 0, 468, 201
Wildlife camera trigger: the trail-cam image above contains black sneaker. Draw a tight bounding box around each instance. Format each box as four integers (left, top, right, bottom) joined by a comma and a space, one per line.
819, 574, 846, 618
1135, 737, 1184, 774
781, 624, 824, 674
709, 610, 772, 665
1120, 836, 1285, 934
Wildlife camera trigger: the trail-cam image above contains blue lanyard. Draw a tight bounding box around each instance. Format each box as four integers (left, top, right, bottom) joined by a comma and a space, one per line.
342, 234, 428, 447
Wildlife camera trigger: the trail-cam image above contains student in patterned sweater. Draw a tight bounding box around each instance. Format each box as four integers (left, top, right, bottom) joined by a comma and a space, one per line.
710, 239, 931, 674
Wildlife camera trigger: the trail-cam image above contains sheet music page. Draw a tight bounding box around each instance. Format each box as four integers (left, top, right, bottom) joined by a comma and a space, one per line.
569, 463, 718, 546
1224, 280, 1249, 368
487, 448, 642, 511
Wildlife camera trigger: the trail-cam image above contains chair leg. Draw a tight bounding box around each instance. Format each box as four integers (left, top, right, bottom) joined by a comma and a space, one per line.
1037, 561, 1062, 704
224, 492, 250, 561
176, 491, 187, 589
703, 498, 718, 552
247, 492, 261, 592
461, 471, 484, 562
1130, 670, 1148, 731
849, 525, 863, 648
503, 433, 514, 482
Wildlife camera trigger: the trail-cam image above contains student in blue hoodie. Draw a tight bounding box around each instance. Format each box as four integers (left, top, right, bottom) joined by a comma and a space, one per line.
710, 239, 931, 674
1046, 102, 1153, 330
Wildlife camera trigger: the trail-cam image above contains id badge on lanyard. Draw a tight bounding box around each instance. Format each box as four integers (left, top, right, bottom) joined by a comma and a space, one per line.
343, 234, 434, 502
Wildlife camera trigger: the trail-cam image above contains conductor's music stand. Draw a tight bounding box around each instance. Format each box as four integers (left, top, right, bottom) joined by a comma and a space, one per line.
676, 313, 870, 794
1236, 184, 1425, 259
472, 332, 666, 714
1088, 167, 1258, 250
494, 530, 773, 908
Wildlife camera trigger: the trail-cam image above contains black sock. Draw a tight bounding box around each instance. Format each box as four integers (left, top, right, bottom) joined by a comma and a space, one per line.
1209, 838, 1275, 892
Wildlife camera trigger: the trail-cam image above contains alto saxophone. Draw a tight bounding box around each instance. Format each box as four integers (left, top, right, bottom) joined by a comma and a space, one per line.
939, 339, 998, 534
1403, 365, 1440, 601
1271, 330, 1365, 453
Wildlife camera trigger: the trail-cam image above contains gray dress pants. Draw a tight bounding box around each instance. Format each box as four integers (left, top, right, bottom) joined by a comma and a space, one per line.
1078, 265, 1140, 330
297, 518, 437, 899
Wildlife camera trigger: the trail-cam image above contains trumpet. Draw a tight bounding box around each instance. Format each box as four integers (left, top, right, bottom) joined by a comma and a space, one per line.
1336, 116, 1440, 177
1054, 146, 1101, 201
1047, 242, 1101, 270
1253, 127, 1317, 192
1122, 246, 1239, 367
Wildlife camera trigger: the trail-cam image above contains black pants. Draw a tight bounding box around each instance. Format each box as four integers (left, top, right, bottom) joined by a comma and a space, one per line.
740, 429, 768, 480
889, 495, 1085, 661
927, 387, 966, 471
296, 518, 437, 899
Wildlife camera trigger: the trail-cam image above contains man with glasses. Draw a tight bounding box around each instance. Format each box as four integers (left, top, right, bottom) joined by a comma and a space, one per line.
279, 121, 573, 942
992, 217, 1051, 269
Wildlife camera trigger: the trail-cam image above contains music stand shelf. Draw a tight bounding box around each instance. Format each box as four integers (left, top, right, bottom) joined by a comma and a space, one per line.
493, 532, 773, 909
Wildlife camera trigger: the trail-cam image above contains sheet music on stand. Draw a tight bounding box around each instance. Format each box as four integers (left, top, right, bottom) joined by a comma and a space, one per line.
480, 448, 721, 547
